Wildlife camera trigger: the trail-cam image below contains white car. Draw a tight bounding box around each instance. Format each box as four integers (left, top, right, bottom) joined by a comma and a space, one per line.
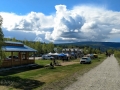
80, 57, 91, 64
42, 55, 54, 60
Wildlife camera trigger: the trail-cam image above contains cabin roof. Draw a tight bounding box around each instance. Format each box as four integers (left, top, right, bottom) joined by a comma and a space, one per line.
5, 41, 23, 45
2, 41, 37, 52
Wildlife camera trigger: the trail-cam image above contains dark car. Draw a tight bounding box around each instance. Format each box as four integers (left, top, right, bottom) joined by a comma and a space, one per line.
8, 56, 19, 59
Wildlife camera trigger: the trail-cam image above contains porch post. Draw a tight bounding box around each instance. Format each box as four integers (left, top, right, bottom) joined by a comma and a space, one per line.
33, 52, 35, 63
11, 52, 13, 67
20, 52, 22, 65
25, 52, 28, 60
19, 52, 21, 65
28, 52, 29, 60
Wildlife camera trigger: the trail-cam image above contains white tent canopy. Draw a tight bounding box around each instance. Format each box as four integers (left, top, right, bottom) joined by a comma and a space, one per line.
48, 52, 53, 55
54, 52, 59, 55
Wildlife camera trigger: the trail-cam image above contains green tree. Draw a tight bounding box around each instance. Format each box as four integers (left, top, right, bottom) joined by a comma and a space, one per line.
114, 50, 120, 58
42, 43, 47, 54
34, 41, 42, 54
88, 47, 92, 54
47, 42, 54, 53
0, 15, 5, 63
56, 46, 62, 53
95, 49, 100, 54
107, 48, 114, 54
12, 37, 16, 41
83, 47, 88, 55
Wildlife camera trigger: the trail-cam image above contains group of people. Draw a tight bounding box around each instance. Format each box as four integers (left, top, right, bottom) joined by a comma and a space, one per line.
106, 53, 113, 57
50, 59, 58, 68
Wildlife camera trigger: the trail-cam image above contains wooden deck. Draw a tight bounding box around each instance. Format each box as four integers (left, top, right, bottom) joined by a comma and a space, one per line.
0, 59, 35, 68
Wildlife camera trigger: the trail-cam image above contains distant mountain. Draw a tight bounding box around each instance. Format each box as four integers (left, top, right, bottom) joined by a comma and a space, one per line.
55, 42, 120, 50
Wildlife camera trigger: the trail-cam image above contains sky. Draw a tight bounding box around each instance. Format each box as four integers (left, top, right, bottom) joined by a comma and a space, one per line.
0, 0, 120, 43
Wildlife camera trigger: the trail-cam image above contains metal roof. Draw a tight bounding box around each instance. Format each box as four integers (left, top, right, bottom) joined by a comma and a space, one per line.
5, 41, 23, 45
2, 45, 37, 52
2, 41, 37, 52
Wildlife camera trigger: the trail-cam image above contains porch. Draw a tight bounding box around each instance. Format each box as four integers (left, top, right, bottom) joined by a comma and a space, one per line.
1, 41, 37, 68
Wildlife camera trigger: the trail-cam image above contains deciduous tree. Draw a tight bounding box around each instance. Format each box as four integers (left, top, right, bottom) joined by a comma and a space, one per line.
0, 15, 5, 62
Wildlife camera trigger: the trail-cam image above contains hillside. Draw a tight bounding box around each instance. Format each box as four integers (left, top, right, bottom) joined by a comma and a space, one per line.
55, 42, 120, 50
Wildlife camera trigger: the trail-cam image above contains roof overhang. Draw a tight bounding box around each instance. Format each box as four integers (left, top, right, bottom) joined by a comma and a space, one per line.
2, 45, 37, 52
2, 41, 37, 52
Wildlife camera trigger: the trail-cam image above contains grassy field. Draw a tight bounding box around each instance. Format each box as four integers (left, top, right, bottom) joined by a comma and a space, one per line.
0, 54, 106, 90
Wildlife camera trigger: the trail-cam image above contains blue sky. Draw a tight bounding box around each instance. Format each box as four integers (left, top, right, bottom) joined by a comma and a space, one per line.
0, 0, 120, 43
1, 0, 120, 14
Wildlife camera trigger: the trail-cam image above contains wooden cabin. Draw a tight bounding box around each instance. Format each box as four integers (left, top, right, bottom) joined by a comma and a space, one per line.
1, 41, 37, 68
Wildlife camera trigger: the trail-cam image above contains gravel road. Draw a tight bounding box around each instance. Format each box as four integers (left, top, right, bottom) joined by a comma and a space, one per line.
64, 55, 120, 90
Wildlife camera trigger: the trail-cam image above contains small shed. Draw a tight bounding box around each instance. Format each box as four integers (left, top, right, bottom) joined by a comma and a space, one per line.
1, 41, 37, 68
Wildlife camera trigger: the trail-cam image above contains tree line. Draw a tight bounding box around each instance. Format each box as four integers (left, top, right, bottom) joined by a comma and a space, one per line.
3, 37, 118, 56
3, 37, 105, 55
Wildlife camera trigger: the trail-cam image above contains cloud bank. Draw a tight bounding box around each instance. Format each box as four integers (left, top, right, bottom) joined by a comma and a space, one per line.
1, 4, 120, 43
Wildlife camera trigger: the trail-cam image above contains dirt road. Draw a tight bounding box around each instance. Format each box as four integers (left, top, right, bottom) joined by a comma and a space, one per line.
64, 55, 120, 90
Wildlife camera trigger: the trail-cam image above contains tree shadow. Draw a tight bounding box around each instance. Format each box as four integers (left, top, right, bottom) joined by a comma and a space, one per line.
0, 65, 44, 76
0, 76, 45, 90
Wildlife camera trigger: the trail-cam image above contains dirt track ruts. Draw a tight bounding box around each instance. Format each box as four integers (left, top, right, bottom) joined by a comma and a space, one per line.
64, 55, 120, 90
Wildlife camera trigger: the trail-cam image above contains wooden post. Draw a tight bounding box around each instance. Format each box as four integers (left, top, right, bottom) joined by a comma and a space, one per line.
28, 52, 29, 60
33, 52, 35, 63
11, 52, 13, 67
26, 52, 29, 64
25, 52, 28, 60
19, 52, 21, 65
19, 52, 22, 65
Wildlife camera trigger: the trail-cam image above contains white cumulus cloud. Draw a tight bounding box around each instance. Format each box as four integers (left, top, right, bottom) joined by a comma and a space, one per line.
1, 4, 120, 43
110, 28, 120, 34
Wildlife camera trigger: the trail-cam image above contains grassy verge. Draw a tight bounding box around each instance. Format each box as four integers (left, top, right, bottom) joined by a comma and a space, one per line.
115, 57, 120, 65
0, 54, 106, 90
114, 56, 120, 65
114, 51, 120, 65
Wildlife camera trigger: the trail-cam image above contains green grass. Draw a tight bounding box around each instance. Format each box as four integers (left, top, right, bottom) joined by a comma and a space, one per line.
114, 56, 120, 65
114, 51, 120, 65
0, 54, 106, 90
35, 60, 52, 65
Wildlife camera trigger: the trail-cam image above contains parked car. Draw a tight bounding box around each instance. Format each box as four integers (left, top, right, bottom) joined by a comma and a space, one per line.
5, 56, 19, 60
86, 54, 94, 59
42, 55, 54, 60
31, 54, 42, 57
7, 56, 19, 59
80, 57, 91, 64
93, 54, 98, 58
